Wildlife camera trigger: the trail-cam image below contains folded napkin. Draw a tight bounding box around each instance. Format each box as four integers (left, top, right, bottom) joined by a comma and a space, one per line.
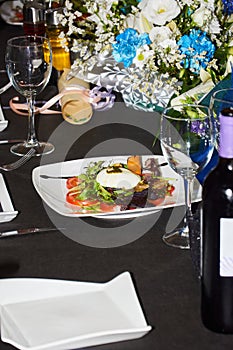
0, 104, 8, 132
58, 69, 93, 125
0, 173, 18, 223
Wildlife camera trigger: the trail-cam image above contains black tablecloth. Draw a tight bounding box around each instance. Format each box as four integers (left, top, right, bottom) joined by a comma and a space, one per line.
0, 17, 233, 350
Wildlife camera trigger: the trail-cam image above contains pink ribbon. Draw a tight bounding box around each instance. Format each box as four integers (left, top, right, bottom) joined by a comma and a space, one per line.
9, 86, 115, 116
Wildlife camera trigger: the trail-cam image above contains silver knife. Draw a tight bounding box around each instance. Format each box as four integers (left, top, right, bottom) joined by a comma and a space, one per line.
0, 227, 62, 238
0, 139, 25, 145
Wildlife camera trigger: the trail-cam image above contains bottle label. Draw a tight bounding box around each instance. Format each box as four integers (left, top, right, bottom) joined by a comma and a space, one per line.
220, 218, 233, 276
219, 115, 233, 158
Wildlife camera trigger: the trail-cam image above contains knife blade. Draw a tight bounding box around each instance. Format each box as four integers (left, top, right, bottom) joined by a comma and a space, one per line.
0, 139, 25, 145
0, 227, 62, 238
39, 162, 169, 180
40, 175, 72, 179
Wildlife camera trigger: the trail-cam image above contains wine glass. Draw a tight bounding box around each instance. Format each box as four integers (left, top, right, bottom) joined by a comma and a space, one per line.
209, 88, 233, 148
160, 104, 215, 249
5, 35, 54, 156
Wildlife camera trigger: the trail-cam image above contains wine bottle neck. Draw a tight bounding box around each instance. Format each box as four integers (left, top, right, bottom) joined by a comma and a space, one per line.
219, 115, 233, 158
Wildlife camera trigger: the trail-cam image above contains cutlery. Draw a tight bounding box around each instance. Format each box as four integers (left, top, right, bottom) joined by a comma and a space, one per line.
0, 139, 25, 145
39, 162, 169, 180
0, 148, 35, 171
0, 227, 62, 238
0, 81, 12, 95
40, 174, 72, 179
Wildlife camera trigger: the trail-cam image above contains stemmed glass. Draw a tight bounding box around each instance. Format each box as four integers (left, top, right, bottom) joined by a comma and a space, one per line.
160, 104, 215, 249
209, 88, 233, 148
5, 35, 54, 156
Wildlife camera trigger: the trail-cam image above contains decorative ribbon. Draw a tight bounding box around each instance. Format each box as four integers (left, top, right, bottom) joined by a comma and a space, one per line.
9, 86, 115, 116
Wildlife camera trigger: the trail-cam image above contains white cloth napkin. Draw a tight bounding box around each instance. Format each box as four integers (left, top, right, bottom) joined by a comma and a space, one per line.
0, 104, 8, 132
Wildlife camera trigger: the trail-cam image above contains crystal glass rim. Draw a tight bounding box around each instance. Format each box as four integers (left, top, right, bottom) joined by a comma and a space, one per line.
211, 88, 233, 103
7, 35, 49, 48
161, 104, 211, 121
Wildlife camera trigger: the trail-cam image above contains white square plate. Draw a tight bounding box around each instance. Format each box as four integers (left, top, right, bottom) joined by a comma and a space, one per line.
32, 155, 201, 219
0, 272, 152, 350
0, 173, 18, 223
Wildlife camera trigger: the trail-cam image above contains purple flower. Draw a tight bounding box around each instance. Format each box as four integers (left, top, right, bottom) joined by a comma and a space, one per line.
191, 120, 206, 136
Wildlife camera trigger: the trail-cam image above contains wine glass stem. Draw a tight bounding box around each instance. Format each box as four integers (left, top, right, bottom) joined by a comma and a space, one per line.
26, 95, 39, 147
183, 177, 193, 229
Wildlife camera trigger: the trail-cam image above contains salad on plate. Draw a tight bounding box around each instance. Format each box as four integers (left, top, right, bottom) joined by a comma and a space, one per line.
65, 156, 175, 214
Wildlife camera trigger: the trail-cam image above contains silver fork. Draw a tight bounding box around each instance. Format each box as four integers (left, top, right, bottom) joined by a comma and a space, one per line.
0, 148, 35, 171
0, 81, 12, 95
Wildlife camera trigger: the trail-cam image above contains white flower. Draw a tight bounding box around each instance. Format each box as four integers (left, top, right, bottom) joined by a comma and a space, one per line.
209, 17, 221, 34
181, 0, 193, 5
192, 5, 211, 27
149, 26, 172, 44
133, 45, 153, 68
125, 13, 153, 33
65, 0, 73, 11
74, 10, 82, 17
158, 38, 177, 49
95, 0, 116, 12
225, 55, 233, 75
138, 0, 181, 26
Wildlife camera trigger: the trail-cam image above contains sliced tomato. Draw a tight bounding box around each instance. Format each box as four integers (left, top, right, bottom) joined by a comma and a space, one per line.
66, 191, 99, 207
66, 192, 83, 206
167, 184, 175, 196
79, 199, 99, 207
99, 202, 120, 213
148, 197, 165, 206
66, 177, 80, 190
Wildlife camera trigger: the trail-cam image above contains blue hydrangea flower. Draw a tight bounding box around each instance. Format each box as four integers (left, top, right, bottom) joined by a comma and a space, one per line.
112, 28, 151, 68
178, 29, 215, 74
222, 0, 233, 14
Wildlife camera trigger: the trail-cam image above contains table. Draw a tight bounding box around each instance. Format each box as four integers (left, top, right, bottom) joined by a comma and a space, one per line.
0, 17, 233, 350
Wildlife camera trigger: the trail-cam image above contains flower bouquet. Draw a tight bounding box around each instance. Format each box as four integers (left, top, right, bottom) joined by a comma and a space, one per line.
59, 0, 233, 112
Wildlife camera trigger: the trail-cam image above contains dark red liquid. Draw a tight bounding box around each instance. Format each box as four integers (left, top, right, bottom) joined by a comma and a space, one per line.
23, 22, 45, 36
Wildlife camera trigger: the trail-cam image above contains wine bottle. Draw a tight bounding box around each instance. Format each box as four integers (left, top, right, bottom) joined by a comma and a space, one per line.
44, 8, 70, 72
23, 0, 45, 36
201, 108, 233, 333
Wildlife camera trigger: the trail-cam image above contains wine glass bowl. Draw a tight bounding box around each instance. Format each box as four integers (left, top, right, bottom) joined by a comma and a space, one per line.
5, 35, 54, 156
160, 104, 215, 249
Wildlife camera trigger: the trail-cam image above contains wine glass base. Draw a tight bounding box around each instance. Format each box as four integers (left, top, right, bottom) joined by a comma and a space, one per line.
10, 142, 54, 157
162, 228, 190, 249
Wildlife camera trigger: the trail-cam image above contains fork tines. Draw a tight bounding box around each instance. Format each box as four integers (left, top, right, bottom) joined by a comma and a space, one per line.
0, 148, 35, 171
